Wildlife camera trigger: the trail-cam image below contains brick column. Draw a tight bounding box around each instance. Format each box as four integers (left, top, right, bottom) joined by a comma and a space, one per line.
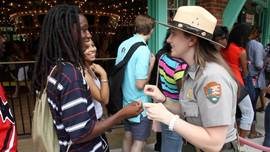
197, 0, 228, 25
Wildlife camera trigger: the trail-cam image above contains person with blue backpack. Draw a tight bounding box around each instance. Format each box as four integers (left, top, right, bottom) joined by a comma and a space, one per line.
115, 15, 156, 152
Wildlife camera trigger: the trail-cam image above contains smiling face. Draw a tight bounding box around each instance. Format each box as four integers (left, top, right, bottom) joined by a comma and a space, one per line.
79, 14, 92, 43
84, 40, 97, 62
166, 29, 196, 64
79, 14, 97, 62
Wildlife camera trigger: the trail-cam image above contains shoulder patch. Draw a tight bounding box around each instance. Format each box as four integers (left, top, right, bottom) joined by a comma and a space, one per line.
203, 82, 222, 104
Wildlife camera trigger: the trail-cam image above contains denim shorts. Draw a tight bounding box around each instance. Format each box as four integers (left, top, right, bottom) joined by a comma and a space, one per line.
124, 116, 152, 141
161, 123, 183, 152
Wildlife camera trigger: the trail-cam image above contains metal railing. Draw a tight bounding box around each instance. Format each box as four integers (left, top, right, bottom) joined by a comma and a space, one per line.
0, 58, 117, 136
0, 61, 35, 136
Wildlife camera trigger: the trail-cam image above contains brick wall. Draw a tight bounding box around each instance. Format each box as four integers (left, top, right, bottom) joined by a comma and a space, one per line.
197, 0, 228, 25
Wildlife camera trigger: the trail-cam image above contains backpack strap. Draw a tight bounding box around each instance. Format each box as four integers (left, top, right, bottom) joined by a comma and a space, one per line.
112, 42, 146, 74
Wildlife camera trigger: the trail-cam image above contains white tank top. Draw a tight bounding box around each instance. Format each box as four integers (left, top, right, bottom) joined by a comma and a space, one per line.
93, 78, 103, 119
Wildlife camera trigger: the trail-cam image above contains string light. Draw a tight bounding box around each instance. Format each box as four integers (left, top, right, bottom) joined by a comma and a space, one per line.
1, 0, 147, 35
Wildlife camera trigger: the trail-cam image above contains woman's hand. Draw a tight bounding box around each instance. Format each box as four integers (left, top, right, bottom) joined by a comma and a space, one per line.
143, 103, 174, 125
144, 85, 166, 102
90, 63, 107, 79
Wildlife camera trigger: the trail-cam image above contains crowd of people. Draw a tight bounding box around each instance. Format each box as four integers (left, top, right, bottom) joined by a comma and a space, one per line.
0, 3, 270, 152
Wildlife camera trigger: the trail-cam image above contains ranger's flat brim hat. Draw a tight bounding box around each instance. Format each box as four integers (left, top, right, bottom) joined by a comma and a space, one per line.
157, 6, 224, 48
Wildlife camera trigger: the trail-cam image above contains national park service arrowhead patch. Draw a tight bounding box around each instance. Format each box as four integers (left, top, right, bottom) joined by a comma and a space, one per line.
203, 82, 222, 104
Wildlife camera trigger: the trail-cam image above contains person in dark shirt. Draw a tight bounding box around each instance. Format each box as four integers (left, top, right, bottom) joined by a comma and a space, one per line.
32, 4, 142, 152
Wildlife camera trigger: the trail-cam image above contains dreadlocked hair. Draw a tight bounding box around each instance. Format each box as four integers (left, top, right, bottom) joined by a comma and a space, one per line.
32, 4, 85, 93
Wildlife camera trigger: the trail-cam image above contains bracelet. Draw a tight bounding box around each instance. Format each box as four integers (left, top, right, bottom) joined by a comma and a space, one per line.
169, 115, 179, 131
101, 79, 108, 83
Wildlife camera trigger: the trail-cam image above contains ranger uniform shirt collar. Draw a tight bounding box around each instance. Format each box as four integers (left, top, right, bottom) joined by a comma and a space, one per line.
186, 64, 200, 80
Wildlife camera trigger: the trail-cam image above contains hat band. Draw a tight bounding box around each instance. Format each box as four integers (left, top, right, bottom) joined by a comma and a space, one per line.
172, 21, 213, 39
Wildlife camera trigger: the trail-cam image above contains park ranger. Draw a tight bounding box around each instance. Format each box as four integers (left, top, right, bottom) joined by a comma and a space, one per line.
143, 6, 239, 152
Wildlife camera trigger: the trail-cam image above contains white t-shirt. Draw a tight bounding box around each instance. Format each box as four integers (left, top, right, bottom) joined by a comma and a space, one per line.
93, 78, 103, 119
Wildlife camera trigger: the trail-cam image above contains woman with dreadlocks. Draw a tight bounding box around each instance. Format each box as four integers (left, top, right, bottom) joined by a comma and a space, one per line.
32, 4, 142, 152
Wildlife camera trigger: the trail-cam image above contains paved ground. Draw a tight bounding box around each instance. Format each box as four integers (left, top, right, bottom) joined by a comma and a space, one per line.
110, 111, 266, 152
239, 111, 266, 152
18, 109, 267, 152
110, 115, 265, 152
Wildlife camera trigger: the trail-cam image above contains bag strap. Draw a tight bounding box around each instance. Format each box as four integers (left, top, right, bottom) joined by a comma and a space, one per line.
112, 42, 146, 74
44, 65, 58, 90
66, 141, 72, 152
